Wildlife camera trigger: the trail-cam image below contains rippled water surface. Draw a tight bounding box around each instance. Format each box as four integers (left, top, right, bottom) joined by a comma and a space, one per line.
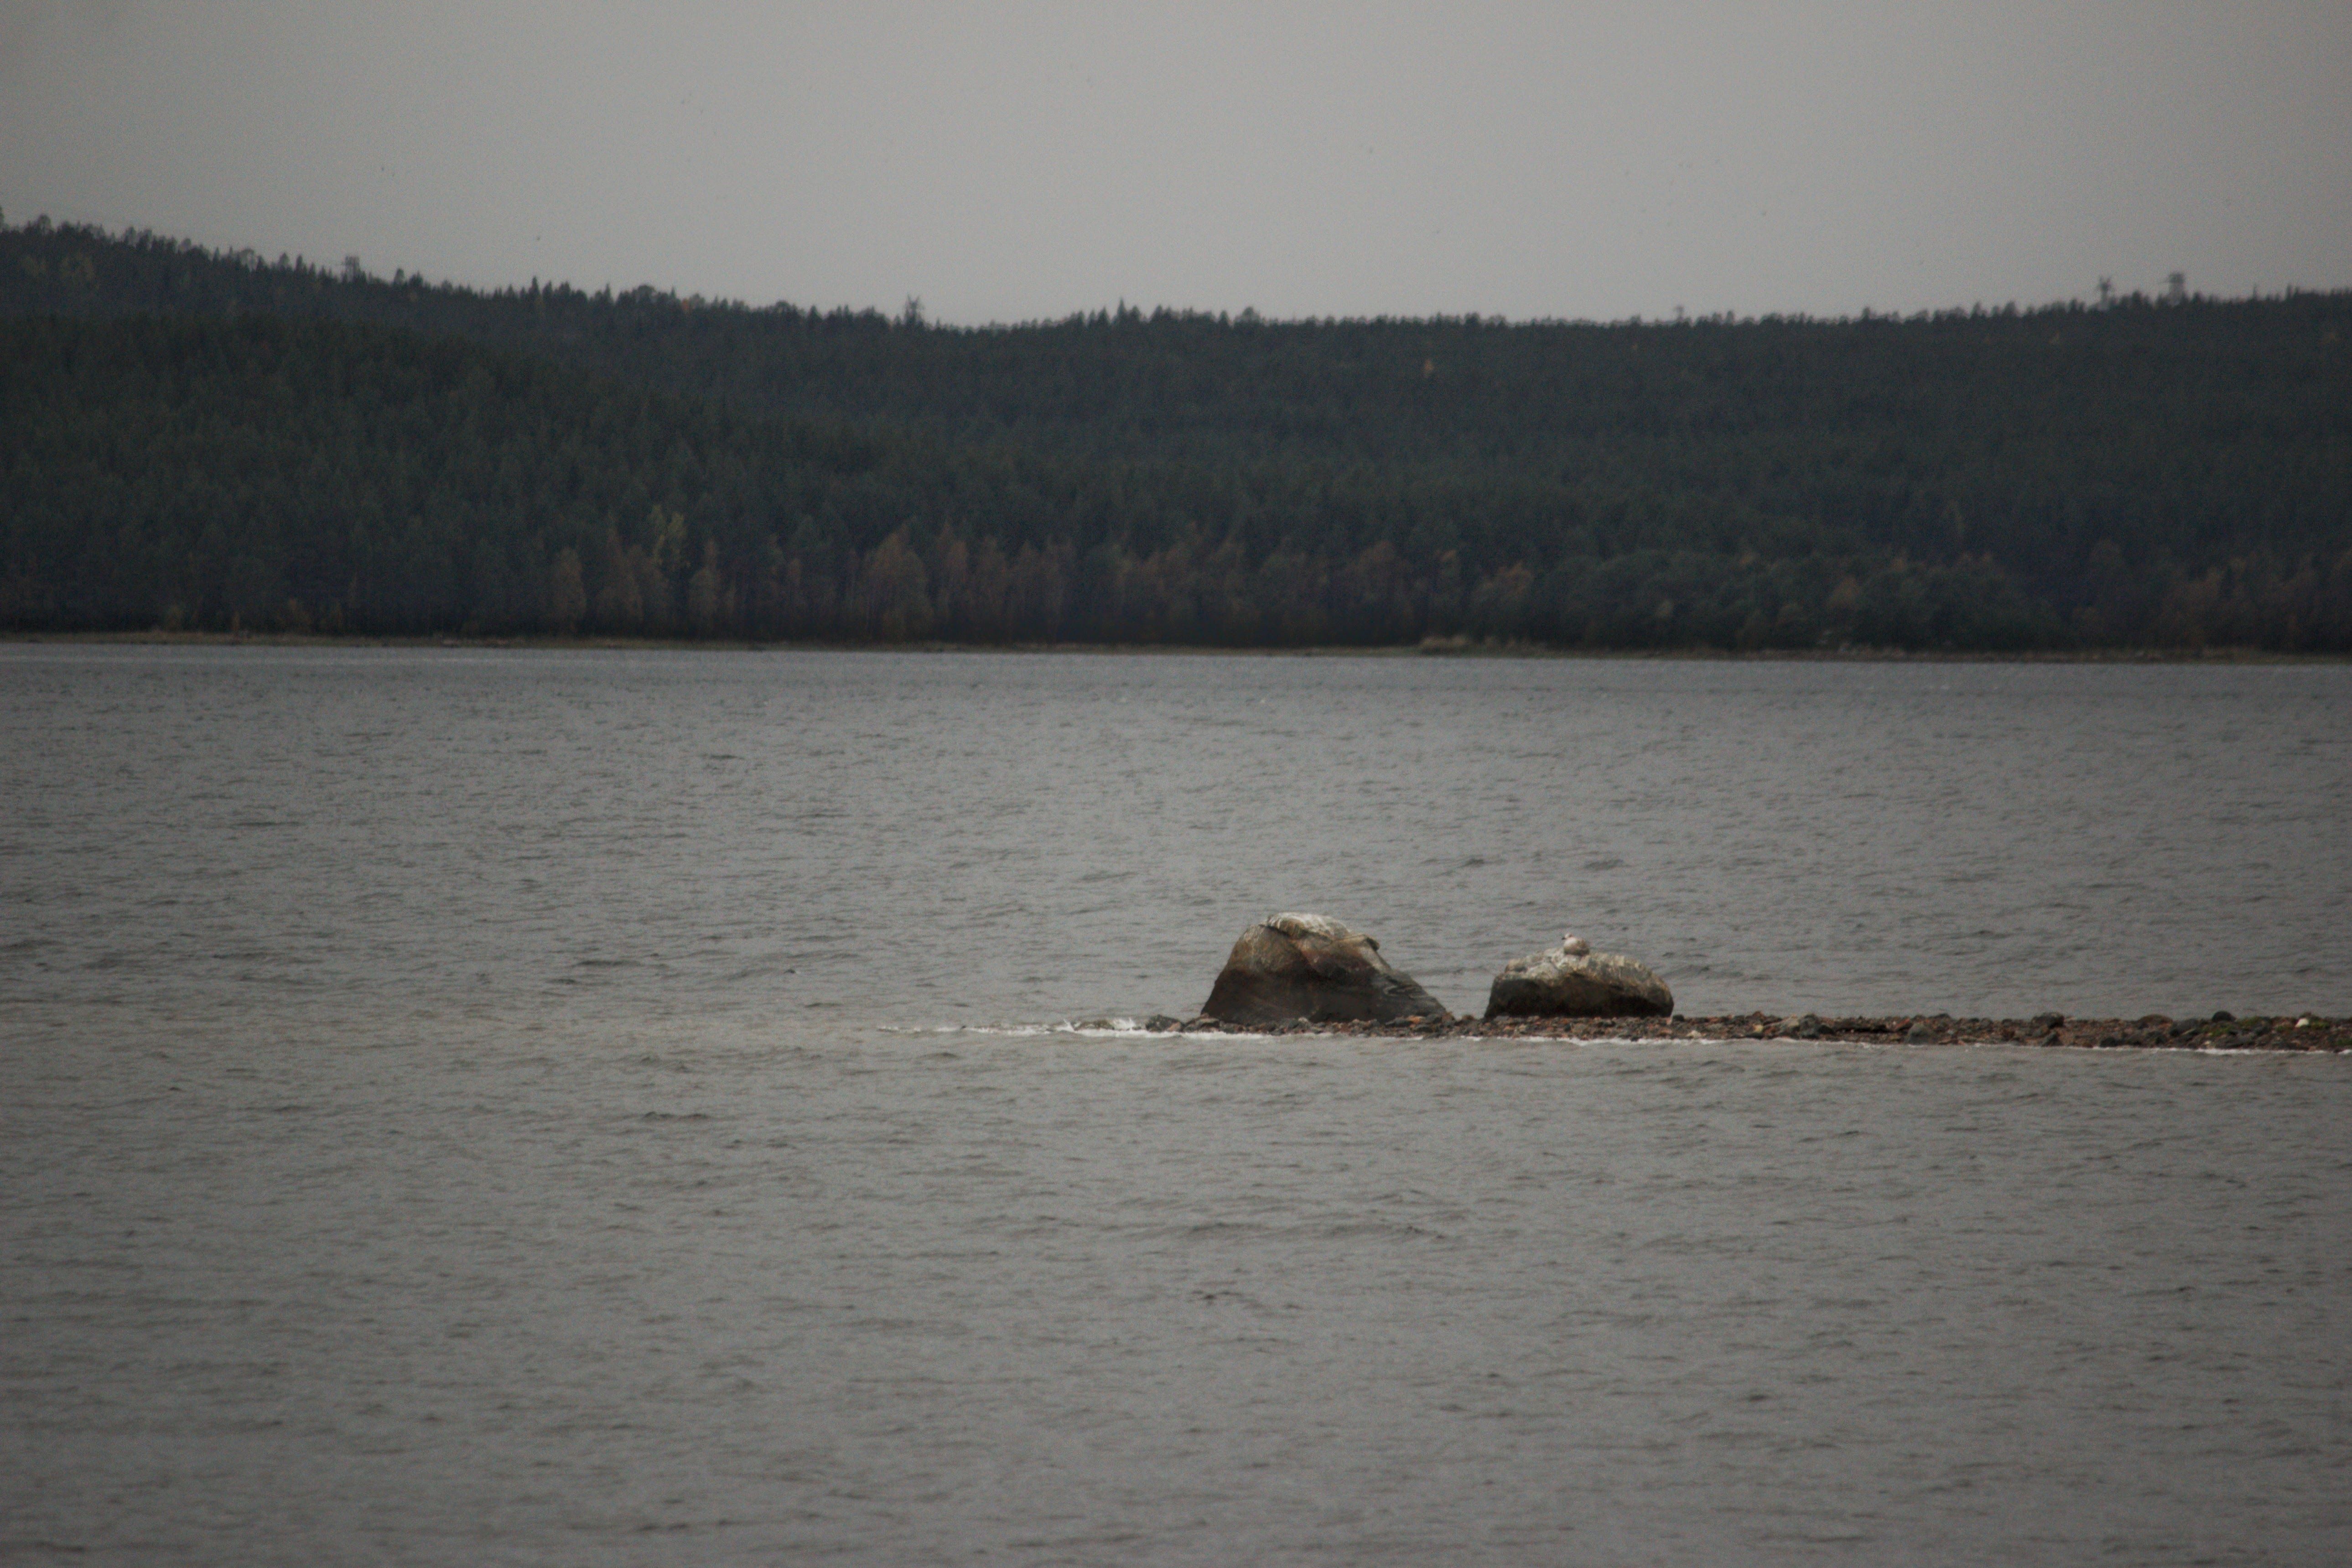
4, 645, 2349, 1563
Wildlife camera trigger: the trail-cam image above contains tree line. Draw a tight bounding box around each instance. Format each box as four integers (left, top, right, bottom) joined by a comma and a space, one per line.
4, 215, 2348, 649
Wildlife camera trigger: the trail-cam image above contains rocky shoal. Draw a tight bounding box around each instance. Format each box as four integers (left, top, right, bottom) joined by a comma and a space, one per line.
1115, 1011, 2349, 1051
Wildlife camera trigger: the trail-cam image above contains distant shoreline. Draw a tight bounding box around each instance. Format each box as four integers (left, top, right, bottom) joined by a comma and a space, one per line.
6, 629, 2344, 664
12, 234, 2348, 660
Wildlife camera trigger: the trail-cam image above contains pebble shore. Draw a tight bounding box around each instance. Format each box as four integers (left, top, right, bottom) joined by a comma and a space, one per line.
1142, 1012, 2350, 1051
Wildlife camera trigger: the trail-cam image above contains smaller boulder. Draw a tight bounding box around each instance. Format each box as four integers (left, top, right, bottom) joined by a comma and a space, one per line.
1485, 936, 1673, 1019
1201, 913, 1449, 1027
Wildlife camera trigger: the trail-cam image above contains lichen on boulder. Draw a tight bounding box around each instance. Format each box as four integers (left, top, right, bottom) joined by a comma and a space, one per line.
1199, 912, 1449, 1027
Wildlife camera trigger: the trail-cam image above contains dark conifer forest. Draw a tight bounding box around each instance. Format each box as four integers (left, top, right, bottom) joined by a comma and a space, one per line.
5, 216, 2348, 648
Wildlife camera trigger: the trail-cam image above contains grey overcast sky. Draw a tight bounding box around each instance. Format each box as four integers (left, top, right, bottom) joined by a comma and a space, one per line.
4, 1, 2348, 324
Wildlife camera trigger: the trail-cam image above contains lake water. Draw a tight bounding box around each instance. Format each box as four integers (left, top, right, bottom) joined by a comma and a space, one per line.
3, 644, 2348, 1563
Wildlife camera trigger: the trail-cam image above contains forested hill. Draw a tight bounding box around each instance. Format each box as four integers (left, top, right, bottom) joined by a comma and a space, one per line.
5, 216, 2350, 649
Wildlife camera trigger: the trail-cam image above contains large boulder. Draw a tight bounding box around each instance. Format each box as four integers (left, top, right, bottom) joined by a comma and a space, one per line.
1485, 932, 1673, 1018
1199, 913, 1449, 1027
